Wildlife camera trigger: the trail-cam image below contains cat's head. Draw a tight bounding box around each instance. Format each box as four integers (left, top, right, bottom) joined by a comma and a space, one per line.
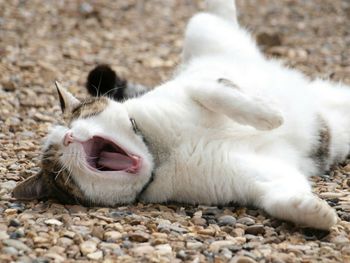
12, 82, 154, 206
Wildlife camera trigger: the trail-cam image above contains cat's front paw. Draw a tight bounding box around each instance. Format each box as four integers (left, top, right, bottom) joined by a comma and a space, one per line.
253, 107, 284, 131
290, 194, 338, 230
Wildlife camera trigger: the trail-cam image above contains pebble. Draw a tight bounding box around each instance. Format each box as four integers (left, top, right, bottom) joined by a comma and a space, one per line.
2, 246, 19, 256
87, 250, 103, 260
9, 218, 21, 227
0, 231, 9, 240
155, 244, 172, 256
80, 240, 97, 255
186, 241, 203, 250
128, 231, 150, 242
237, 217, 255, 226
209, 240, 237, 253
104, 231, 122, 241
218, 215, 236, 226
131, 245, 155, 256
176, 250, 188, 260
10, 229, 25, 239
44, 219, 63, 226
191, 216, 207, 226
3, 239, 31, 252
230, 256, 258, 263
57, 237, 74, 247
44, 253, 65, 262
245, 225, 266, 235
0, 180, 17, 190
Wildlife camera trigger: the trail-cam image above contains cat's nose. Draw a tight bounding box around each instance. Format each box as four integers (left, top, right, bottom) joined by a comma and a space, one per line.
63, 131, 74, 146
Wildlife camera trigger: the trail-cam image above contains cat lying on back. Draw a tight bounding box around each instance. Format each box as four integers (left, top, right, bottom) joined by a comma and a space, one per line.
14, 0, 350, 230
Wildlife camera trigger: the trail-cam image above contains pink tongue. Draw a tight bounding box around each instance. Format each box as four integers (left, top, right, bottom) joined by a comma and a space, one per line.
98, 151, 134, 170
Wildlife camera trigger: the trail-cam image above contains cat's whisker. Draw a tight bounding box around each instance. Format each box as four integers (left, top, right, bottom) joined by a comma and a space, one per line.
102, 86, 122, 98
90, 83, 99, 98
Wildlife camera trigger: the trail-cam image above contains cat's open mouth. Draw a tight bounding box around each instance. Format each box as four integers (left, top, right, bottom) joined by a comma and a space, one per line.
82, 136, 141, 173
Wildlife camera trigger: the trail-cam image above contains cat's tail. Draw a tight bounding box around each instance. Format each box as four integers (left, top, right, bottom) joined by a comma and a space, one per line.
205, 0, 238, 23
86, 65, 148, 101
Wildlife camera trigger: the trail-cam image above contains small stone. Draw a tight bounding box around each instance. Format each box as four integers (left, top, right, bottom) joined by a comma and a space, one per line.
131, 245, 155, 256
3, 239, 31, 252
9, 218, 21, 227
99, 242, 120, 251
191, 216, 207, 226
176, 250, 188, 260
44, 253, 65, 262
245, 225, 265, 235
221, 248, 233, 259
186, 241, 203, 250
80, 2, 94, 15
2, 246, 18, 256
155, 244, 172, 256
230, 256, 258, 263
237, 217, 255, 226
257, 32, 282, 47
104, 231, 122, 242
218, 215, 236, 226
33, 236, 49, 244
57, 237, 74, 247
44, 219, 63, 226
197, 228, 216, 236
128, 231, 150, 242
92, 226, 104, 240
10, 229, 25, 239
80, 240, 97, 255
87, 250, 103, 260
0, 180, 17, 191
209, 240, 237, 253
4, 208, 18, 215
0, 231, 9, 240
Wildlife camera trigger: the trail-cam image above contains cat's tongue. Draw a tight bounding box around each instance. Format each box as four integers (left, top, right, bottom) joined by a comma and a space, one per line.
97, 151, 134, 170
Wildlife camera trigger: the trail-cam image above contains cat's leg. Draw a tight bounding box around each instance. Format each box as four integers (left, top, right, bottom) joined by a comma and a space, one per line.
205, 0, 238, 23
231, 154, 338, 230
182, 1, 262, 63
188, 80, 283, 130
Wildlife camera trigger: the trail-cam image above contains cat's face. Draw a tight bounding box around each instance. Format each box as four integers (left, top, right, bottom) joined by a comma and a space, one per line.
12, 83, 154, 206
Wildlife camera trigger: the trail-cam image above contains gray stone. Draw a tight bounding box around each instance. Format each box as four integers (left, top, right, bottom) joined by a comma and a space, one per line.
218, 215, 236, 226
3, 239, 31, 252
245, 225, 265, 235
237, 217, 255, 226
2, 246, 18, 256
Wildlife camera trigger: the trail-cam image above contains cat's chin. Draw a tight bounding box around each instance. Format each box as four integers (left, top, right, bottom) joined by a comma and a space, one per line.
81, 136, 142, 175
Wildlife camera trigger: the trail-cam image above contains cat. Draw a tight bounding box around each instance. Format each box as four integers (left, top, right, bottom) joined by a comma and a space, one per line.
13, 0, 349, 230
86, 64, 148, 101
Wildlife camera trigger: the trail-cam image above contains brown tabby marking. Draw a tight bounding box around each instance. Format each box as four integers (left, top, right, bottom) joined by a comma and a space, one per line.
70, 97, 109, 122
41, 144, 86, 203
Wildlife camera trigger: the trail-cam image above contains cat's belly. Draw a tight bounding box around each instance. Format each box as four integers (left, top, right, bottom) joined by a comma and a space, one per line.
140, 136, 253, 205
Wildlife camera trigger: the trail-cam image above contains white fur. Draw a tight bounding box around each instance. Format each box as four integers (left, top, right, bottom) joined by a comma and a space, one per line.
50, 0, 350, 229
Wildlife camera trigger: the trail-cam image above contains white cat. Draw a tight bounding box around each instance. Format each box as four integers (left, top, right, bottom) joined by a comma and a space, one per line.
14, 0, 349, 230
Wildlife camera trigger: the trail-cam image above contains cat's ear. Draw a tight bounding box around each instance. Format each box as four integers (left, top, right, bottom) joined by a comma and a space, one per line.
12, 172, 50, 200
55, 81, 80, 113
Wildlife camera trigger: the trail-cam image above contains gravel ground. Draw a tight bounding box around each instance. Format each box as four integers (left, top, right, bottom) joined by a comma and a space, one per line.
1, 0, 350, 262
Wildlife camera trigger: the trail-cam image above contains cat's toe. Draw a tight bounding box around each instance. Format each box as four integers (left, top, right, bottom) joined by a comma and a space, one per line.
293, 194, 338, 230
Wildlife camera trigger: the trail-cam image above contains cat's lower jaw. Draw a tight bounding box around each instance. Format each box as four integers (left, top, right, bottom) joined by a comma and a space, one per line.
263, 193, 338, 230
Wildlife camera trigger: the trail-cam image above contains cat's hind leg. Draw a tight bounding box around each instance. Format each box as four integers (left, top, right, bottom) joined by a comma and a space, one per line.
182, 1, 261, 63
205, 0, 238, 23
231, 154, 338, 230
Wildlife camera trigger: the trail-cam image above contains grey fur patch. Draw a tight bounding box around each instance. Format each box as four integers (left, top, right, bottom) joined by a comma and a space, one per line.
311, 115, 331, 173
